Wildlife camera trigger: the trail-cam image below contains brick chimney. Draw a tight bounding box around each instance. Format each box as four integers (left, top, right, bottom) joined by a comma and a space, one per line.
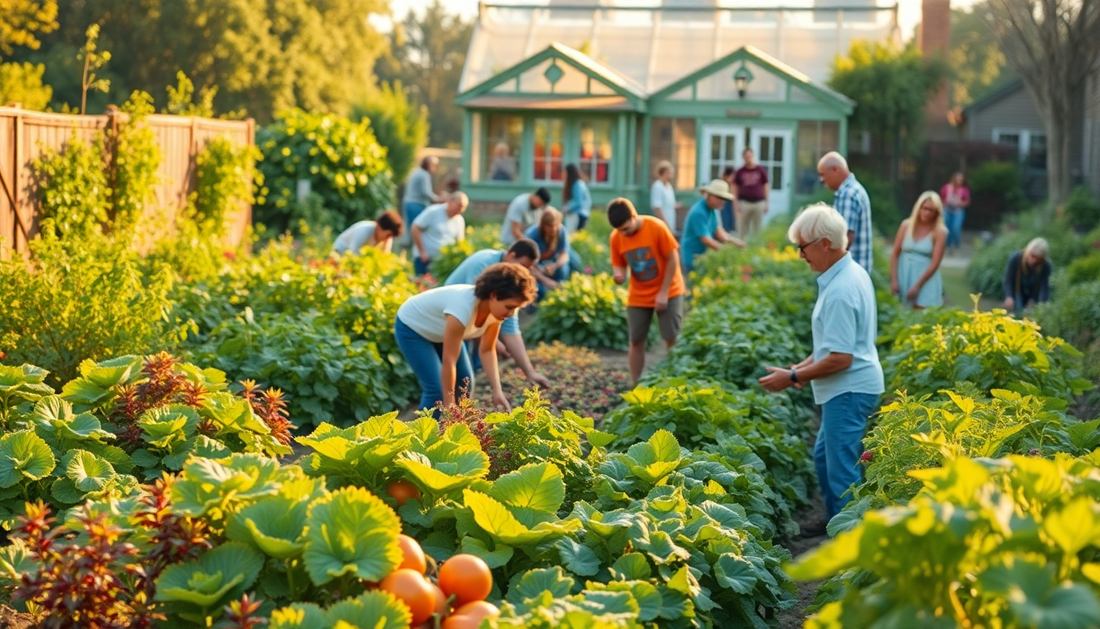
920, 0, 952, 139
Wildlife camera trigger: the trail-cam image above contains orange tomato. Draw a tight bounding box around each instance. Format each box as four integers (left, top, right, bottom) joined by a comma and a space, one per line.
431, 582, 449, 617
437, 554, 492, 606
378, 568, 436, 625
452, 600, 499, 623
397, 534, 427, 574
441, 614, 484, 629
386, 480, 420, 506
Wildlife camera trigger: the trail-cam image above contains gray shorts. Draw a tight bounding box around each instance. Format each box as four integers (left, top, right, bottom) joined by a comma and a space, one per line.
627, 295, 684, 344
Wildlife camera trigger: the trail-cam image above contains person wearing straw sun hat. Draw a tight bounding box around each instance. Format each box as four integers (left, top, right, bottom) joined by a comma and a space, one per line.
680, 178, 746, 277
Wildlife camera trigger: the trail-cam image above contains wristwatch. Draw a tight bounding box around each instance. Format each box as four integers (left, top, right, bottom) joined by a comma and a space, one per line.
790, 368, 799, 383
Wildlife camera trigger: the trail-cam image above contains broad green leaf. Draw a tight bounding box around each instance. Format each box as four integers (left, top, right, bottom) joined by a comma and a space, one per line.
30, 396, 72, 423
785, 527, 864, 580
490, 462, 565, 513
397, 446, 489, 494
0, 431, 55, 488
1011, 583, 1100, 629
634, 530, 691, 565
586, 580, 662, 622
171, 454, 285, 516
714, 554, 758, 594
78, 356, 139, 388
227, 494, 310, 559
155, 542, 264, 607
460, 536, 514, 568
302, 486, 402, 585
576, 590, 639, 616
507, 567, 575, 605
1044, 497, 1100, 556
584, 428, 617, 449
66, 450, 115, 492
557, 537, 601, 576
623, 430, 681, 484
463, 489, 577, 547
60, 377, 111, 406
610, 553, 652, 581
139, 405, 200, 448
270, 603, 331, 629
50, 477, 84, 504
326, 591, 411, 629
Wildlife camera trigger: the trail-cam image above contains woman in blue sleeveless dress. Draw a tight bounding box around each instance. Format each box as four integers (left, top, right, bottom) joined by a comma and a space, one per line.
889, 191, 947, 309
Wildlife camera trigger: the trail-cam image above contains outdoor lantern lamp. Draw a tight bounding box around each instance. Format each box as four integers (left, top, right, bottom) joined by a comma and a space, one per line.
734, 63, 753, 100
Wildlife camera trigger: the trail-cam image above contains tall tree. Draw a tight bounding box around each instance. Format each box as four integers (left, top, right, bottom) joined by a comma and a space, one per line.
949, 2, 1009, 109
13, 0, 388, 122
986, 0, 1100, 207
376, 0, 472, 148
829, 41, 949, 180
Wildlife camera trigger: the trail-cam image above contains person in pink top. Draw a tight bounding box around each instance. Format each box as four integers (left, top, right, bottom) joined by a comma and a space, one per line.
940, 172, 970, 254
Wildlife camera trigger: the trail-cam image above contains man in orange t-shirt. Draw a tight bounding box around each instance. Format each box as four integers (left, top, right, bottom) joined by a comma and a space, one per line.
608, 197, 685, 384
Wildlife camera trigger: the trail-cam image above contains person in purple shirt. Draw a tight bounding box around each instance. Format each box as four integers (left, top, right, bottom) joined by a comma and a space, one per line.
732, 148, 770, 240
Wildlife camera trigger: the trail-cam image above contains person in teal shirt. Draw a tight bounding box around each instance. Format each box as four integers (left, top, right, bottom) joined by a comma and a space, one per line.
680, 179, 745, 276
562, 164, 591, 233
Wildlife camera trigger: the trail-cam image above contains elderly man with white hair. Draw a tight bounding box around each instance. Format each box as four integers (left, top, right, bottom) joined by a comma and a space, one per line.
759, 203, 884, 531
818, 151, 873, 273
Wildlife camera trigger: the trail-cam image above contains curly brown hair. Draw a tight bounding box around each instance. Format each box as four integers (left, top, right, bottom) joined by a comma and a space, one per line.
474, 262, 537, 303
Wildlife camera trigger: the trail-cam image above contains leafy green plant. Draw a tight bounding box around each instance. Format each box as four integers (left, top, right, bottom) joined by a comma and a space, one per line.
30, 136, 111, 239
350, 81, 429, 184
647, 299, 806, 390
527, 274, 631, 350
429, 224, 503, 283
0, 236, 183, 384
883, 306, 1093, 400
1064, 186, 1100, 232
107, 91, 160, 236
193, 135, 261, 231
856, 389, 1097, 505
255, 109, 395, 235
790, 455, 1100, 629
489, 567, 645, 628
569, 229, 612, 276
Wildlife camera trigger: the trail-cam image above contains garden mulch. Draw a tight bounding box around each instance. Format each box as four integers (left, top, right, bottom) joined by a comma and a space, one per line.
0, 606, 34, 629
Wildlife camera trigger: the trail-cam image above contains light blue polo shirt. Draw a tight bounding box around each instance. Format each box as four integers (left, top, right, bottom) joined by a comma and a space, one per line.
810, 253, 884, 404
444, 249, 520, 336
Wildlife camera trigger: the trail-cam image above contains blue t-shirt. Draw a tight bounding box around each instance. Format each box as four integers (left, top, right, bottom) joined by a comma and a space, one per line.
680, 198, 718, 272
443, 249, 520, 335
525, 224, 570, 262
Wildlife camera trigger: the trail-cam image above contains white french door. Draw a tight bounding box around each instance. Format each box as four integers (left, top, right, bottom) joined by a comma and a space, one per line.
748, 128, 793, 219
701, 125, 746, 183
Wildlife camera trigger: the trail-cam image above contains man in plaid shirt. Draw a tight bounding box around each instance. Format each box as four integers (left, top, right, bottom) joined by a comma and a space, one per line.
817, 152, 873, 272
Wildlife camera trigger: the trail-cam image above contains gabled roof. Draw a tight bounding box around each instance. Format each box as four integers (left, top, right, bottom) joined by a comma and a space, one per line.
962, 79, 1024, 116
650, 45, 855, 113
456, 43, 648, 111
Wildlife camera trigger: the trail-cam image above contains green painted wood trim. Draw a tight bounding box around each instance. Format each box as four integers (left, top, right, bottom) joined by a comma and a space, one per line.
649, 46, 854, 115
456, 45, 647, 111
648, 100, 844, 120
464, 182, 643, 207
640, 114, 653, 211
462, 110, 473, 185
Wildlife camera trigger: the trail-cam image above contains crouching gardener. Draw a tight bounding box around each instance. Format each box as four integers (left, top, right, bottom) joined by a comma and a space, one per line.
444, 239, 552, 391
607, 198, 685, 385
758, 203, 883, 529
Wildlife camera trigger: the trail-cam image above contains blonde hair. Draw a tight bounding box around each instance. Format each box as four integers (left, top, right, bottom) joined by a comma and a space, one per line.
539, 207, 563, 255
1025, 237, 1049, 259
655, 160, 674, 177
788, 202, 848, 250
907, 191, 946, 239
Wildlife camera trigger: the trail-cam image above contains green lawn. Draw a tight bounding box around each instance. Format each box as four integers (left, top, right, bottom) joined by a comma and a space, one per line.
941, 266, 1001, 311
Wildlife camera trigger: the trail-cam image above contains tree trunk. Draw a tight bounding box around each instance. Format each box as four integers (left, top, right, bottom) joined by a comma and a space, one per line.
1045, 99, 1072, 210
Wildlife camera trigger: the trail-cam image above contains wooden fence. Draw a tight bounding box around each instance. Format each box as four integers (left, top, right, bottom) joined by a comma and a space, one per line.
0, 106, 255, 259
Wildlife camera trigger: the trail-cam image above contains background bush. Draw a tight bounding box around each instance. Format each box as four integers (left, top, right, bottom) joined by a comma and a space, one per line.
429, 224, 501, 282
254, 109, 395, 235
527, 274, 630, 350
1064, 185, 1100, 232
351, 81, 429, 184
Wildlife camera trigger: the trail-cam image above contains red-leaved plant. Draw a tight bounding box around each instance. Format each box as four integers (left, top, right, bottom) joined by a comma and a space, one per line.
240, 379, 293, 445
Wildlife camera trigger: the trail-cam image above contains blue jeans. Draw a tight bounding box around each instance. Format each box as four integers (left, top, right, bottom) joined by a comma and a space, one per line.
720, 200, 736, 233
944, 208, 965, 249
414, 256, 431, 276
815, 392, 879, 519
394, 317, 474, 412
404, 202, 427, 226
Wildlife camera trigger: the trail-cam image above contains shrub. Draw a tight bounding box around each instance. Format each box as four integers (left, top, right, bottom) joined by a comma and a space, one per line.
30, 136, 111, 239
527, 274, 631, 350
0, 236, 183, 385
194, 135, 261, 231
0, 61, 52, 111
255, 109, 395, 235
188, 311, 413, 428
1065, 251, 1100, 286
429, 224, 502, 283
1064, 185, 1100, 232
859, 172, 904, 238
351, 81, 429, 184
968, 160, 1025, 210
568, 229, 612, 275
883, 307, 1093, 401
108, 91, 160, 237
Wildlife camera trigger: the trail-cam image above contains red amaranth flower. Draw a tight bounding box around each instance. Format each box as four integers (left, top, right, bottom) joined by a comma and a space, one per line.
223, 251, 237, 261
860, 450, 874, 462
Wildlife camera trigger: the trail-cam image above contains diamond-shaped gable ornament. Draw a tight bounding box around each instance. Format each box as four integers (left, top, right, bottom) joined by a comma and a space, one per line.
544, 61, 564, 88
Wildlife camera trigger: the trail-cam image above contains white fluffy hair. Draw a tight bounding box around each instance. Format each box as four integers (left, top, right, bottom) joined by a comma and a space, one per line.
787, 203, 849, 250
